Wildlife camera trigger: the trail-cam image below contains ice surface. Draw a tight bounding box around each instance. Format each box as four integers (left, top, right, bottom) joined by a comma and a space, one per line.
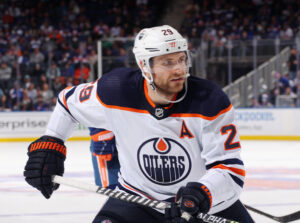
0, 140, 299, 223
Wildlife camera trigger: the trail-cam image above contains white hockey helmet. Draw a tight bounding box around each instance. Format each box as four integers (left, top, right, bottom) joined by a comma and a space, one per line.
133, 25, 191, 83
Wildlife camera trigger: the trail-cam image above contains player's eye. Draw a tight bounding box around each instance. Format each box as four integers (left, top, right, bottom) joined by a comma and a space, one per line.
161, 60, 175, 67
178, 57, 186, 64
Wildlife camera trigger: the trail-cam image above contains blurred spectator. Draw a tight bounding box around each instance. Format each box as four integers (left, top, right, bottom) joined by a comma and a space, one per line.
65, 77, 74, 87
61, 61, 75, 77
27, 83, 38, 104
0, 95, 11, 111
9, 81, 23, 110
74, 64, 90, 84
38, 74, 48, 87
23, 75, 32, 89
20, 89, 33, 111
49, 96, 57, 110
29, 48, 45, 65
280, 23, 293, 40
288, 48, 297, 80
2, 48, 16, 66
278, 73, 290, 93
46, 62, 61, 82
0, 62, 13, 90
52, 77, 64, 96
0, 88, 3, 98
269, 86, 280, 106
88, 49, 98, 79
34, 95, 49, 111
31, 64, 44, 83
258, 84, 273, 107
250, 97, 261, 108
284, 86, 297, 106
41, 83, 54, 105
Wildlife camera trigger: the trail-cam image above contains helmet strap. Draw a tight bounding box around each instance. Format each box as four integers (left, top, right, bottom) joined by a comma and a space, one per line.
146, 72, 189, 104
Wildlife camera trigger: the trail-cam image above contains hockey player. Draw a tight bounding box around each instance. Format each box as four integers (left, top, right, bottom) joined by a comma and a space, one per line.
89, 127, 119, 189
24, 25, 254, 223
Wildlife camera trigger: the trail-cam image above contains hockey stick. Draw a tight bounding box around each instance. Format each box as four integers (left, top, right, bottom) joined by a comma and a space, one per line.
52, 175, 240, 223
244, 204, 300, 223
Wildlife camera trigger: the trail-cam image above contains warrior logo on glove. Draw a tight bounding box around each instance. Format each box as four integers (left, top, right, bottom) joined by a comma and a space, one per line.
23, 135, 66, 199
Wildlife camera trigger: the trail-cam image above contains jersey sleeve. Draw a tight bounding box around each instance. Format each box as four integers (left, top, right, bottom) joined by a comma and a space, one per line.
199, 98, 244, 212
45, 80, 109, 141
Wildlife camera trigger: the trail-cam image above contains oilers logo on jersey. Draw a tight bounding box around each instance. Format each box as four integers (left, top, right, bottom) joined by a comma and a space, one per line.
137, 137, 191, 185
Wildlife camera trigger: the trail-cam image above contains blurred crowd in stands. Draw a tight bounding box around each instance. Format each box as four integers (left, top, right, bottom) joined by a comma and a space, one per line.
251, 48, 300, 108
182, 0, 300, 41
0, 0, 163, 111
1, 0, 300, 111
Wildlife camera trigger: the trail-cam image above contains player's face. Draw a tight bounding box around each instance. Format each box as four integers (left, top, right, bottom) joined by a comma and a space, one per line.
151, 52, 188, 95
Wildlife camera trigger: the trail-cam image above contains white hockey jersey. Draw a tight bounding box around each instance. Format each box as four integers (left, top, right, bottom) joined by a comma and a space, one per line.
45, 68, 245, 214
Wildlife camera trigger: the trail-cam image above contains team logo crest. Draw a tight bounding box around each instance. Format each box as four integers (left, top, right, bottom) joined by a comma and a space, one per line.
137, 137, 191, 185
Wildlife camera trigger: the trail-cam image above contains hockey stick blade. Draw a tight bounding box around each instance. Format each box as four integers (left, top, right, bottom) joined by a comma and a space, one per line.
245, 204, 300, 223
52, 175, 240, 223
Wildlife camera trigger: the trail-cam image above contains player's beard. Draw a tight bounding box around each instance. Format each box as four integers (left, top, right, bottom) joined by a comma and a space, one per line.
153, 74, 186, 98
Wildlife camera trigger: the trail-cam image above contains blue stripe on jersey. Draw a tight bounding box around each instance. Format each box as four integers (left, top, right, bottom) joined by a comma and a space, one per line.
205, 158, 244, 170
57, 86, 77, 120
229, 173, 244, 188
57, 97, 76, 120
65, 86, 76, 101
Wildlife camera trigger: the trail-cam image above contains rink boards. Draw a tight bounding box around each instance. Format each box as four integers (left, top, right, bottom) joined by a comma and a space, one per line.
1, 108, 300, 142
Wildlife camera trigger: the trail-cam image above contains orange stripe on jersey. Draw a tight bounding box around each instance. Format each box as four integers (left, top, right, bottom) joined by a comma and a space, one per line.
92, 130, 114, 142
143, 80, 155, 108
62, 86, 73, 110
97, 156, 109, 188
96, 83, 232, 119
170, 104, 233, 120
96, 93, 149, 114
212, 164, 245, 177
122, 183, 153, 200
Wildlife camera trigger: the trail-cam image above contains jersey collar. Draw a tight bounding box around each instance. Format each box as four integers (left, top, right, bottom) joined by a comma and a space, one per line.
143, 79, 178, 119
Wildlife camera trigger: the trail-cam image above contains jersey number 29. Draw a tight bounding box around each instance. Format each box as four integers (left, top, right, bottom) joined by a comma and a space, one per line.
79, 85, 94, 102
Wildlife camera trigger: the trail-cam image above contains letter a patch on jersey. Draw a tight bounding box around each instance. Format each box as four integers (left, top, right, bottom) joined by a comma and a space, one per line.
180, 120, 194, 139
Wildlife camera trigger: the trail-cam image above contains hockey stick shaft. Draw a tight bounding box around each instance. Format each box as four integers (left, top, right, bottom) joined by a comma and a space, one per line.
244, 204, 300, 223
52, 175, 239, 223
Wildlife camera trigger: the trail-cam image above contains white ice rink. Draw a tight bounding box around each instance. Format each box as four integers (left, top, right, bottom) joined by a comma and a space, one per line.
0, 140, 299, 223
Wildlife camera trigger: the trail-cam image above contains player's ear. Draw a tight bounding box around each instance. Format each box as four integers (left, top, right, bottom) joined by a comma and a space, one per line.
139, 60, 151, 79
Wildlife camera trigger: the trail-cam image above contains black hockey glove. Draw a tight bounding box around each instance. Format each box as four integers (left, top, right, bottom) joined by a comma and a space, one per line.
164, 203, 188, 223
176, 182, 212, 216
164, 203, 203, 223
24, 135, 66, 199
